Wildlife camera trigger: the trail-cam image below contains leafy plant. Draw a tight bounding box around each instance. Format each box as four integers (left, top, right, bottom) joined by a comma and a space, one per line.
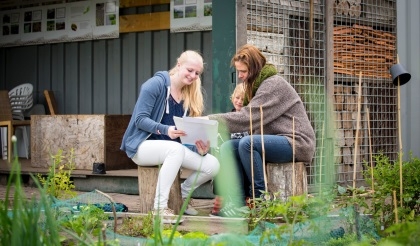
38, 149, 77, 199
60, 204, 109, 240
246, 193, 312, 245
363, 153, 420, 229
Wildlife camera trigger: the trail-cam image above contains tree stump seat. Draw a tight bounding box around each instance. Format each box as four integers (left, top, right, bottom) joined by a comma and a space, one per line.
266, 162, 308, 200
138, 162, 308, 214
137, 166, 183, 214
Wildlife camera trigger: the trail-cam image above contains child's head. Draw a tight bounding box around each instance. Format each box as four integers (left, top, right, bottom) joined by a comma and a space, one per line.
230, 83, 245, 112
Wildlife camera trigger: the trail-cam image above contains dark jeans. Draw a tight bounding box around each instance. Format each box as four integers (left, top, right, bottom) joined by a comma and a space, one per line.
215, 135, 293, 202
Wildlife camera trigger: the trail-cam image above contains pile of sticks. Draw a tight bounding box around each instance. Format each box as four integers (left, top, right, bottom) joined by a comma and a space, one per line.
334, 24, 396, 78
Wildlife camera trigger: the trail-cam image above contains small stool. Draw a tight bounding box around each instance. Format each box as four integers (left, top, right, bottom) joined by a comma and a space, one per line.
137, 166, 183, 214
266, 162, 308, 200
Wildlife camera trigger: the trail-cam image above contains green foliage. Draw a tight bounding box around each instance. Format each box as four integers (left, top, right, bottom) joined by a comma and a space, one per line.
379, 218, 420, 245
324, 233, 377, 246
248, 191, 336, 231
60, 205, 109, 240
117, 213, 157, 237
304, 189, 337, 218
0, 151, 61, 245
183, 231, 209, 239
246, 193, 314, 245
38, 149, 77, 199
334, 185, 370, 215
362, 153, 420, 228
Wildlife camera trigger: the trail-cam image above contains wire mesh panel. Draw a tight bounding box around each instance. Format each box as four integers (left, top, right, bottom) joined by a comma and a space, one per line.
246, 0, 326, 191
333, 0, 397, 186
246, 0, 398, 189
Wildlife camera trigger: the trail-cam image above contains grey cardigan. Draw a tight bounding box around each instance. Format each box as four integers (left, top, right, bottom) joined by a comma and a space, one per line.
120, 71, 172, 158
208, 75, 316, 163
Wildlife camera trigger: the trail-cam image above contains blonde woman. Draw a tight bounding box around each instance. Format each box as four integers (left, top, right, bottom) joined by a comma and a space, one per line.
121, 50, 220, 223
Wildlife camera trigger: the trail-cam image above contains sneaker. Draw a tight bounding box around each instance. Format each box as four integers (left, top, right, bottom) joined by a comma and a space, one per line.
245, 197, 254, 209
183, 198, 198, 216
152, 208, 184, 224
210, 196, 223, 215
209, 200, 249, 218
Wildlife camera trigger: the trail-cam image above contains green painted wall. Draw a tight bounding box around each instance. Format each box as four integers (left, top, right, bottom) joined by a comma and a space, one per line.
212, 0, 236, 113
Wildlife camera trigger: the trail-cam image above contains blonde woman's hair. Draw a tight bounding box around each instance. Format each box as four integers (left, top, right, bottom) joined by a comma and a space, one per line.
169, 50, 205, 117
230, 83, 245, 102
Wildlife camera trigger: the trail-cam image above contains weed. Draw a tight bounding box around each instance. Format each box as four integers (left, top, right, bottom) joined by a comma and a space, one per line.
38, 149, 77, 199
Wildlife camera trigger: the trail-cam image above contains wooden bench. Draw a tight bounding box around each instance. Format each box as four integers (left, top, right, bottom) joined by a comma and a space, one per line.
266, 162, 308, 200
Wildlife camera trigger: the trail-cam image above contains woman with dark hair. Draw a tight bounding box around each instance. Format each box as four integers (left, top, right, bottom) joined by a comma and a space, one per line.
207, 44, 315, 217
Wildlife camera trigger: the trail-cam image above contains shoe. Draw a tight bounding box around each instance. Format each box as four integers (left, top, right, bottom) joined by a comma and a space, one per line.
209, 200, 249, 218
210, 196, 223, 215
246, 197, 254, 209
152, 208, 184, 224
183, 198, 198, 216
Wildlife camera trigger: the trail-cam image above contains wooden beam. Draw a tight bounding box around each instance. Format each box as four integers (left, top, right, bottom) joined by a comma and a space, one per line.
119, 12, 169, 33
120, 0, 170, 8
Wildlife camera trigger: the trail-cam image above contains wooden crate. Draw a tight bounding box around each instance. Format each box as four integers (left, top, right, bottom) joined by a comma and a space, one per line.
31, 115, 135, 170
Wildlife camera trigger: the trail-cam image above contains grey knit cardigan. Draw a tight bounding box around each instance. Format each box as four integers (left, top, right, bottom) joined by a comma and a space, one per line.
208, 75, 316, 163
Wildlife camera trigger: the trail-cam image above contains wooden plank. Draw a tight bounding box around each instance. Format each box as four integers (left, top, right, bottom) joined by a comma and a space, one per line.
43, 90, 58, 115
119, 12, 169, 33
104, 115, 135, 170
120, 0, 170, 8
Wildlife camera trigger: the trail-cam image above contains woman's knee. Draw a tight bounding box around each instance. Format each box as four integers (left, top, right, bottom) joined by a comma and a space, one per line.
238, 136, 252, 151
205, 155, 220, 177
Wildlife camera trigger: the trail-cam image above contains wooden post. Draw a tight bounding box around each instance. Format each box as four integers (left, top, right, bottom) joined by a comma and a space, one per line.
250, 107, 255, 202
393, 190, 399, 224
260, 105, 268, 193
396, 54, 403, 207
366, 107, 374, 191
292, 117, 296, 196
353, 71, 362, 196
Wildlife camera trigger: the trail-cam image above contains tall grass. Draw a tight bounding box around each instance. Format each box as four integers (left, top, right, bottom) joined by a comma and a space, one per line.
0, 138, 62, 245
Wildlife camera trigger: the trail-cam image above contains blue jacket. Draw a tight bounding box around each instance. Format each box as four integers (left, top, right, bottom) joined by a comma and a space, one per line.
120, 71, 172, 158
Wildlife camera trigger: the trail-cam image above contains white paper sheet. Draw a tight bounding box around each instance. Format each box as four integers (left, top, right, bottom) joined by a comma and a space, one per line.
173, 116, 218, 147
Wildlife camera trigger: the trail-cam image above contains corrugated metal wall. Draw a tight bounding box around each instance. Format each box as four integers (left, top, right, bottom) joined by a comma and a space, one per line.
1, 0, 418, 167
0, 30, 213, 115
397, 0, 420, 159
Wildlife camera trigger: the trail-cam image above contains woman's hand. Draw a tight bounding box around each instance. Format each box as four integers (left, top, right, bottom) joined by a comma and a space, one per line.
167, 126, 186, 140
195, 140, 210, 156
